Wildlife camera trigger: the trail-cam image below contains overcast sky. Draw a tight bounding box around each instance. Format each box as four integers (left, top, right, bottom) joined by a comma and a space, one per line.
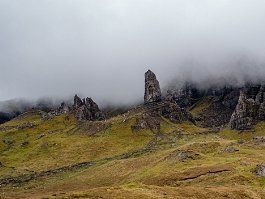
0, 0, 265, 105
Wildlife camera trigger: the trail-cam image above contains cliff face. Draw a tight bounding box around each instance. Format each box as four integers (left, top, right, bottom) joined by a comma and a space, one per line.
229, 85, 265, 129
166, 82, 265, 129
144, 70, 162, 104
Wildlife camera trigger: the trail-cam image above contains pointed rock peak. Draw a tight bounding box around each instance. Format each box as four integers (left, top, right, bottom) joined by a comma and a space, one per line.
73, 95, 105, 121
144, 70, 162, 104
74, 94, 83, 108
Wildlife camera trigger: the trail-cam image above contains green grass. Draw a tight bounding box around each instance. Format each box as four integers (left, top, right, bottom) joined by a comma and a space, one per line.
190, 97, 213, 116
0, 111, 265, 199
219, 122, 265, 141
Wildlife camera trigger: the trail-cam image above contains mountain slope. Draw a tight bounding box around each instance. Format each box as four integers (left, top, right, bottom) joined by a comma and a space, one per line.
0, 107, 265, 198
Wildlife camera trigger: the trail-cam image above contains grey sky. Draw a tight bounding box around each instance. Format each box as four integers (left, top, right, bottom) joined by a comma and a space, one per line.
0, 0, 265, 105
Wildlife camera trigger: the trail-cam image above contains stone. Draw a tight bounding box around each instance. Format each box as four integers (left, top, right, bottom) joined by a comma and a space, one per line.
258, 102, 265, 120
166, 84, 240, 128
166, 83, 201, 108
72, 95, 105, 121
166, 150, 200, 161
222, 145, 238, 153
74, 94, 83, 109
255, 164, 265, 176
159, 101, 195, 124
230, 90, 259, 130
41, 112, 53, 120
16, 122, 35, 129
144, 70, 161, 103
21, 140, 29, 147
58, 102, 70, 114
253, 136, 265, 143
255, 85, 265, 103
131, 112, 160, 133
2, 139, 13, 145
221, 89, 240, 110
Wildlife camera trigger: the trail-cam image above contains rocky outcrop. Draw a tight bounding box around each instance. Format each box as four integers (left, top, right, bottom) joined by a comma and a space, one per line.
229, 91, 259, 130
73, 95, 105, 121
44, 94, 104, 121
143, 70, 194, 125
197, 102, 234, 128
144, 70, 162, 103
74, 95, 83, 109
49, 102, 70, 116
166, 83, 203, 108
131, 112, 160, 133
56, 102, 70, 115
159, 101, 195, 124
256, 85, 265, 120
230, 84, 265, 130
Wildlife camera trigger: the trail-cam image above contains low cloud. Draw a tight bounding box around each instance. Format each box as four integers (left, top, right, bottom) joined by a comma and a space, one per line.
0, 0, 265, 106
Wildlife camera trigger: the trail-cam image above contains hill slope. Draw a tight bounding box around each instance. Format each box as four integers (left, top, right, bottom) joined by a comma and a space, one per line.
0, 106, 265, 198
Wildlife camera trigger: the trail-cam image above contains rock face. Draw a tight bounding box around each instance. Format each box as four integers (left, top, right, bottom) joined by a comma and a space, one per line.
144, 70, 162, 104
159, 101, 195, 124
256, 85, 265, 120
229, 91, 259, 130
49, 102, 70, 116
131, 112, 161, 133
73, 95, 105, 121
230, 85, 265, 130
74, 95, 83, 109
58, 102, 70, 114
166, 83, 203, 108
142, 70, 195, 126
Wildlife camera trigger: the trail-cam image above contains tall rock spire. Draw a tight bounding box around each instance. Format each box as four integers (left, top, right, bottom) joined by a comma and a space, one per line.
144, 70, 162, 103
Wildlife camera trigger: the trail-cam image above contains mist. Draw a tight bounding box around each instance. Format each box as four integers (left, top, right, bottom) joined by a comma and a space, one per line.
1, 0, 265, 106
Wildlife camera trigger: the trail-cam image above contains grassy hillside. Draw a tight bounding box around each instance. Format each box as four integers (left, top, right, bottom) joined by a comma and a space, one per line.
0, 109, 265, 198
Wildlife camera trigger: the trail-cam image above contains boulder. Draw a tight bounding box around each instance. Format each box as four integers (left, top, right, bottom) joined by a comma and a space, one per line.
144, 70, 162, 103
255, 164, 265, 176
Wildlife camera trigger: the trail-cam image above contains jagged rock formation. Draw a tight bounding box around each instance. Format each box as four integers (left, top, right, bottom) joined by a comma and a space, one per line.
167, 84, 240, 128
45, 95, 104, 122
48, 102, 71, 116
74, 94, 83, 109
58, 102, 70, 114
131, 100, 195, 134
230, 91, 258, 129
230, 85, 265, 130
256, 85, 265, 120
165, 81, 265, 129
142, 71, 195, 127
144, 70, 162, 103
73, 95, 105, 121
